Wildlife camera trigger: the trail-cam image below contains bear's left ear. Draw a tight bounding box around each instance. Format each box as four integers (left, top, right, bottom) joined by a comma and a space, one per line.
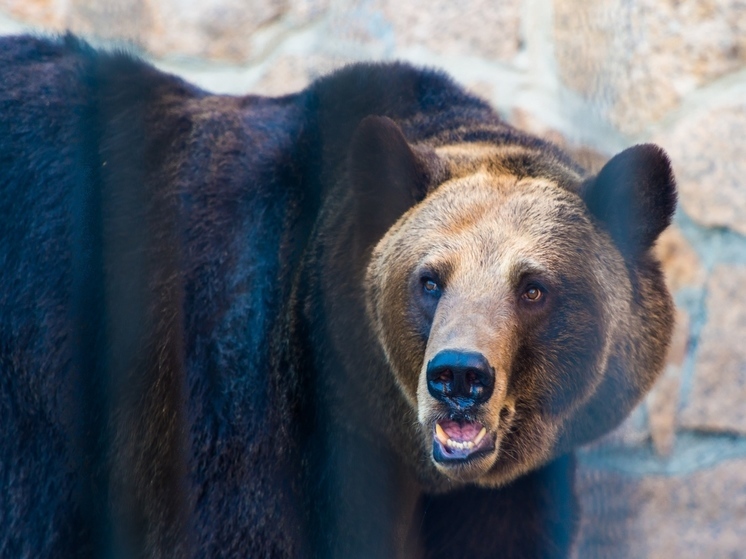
580, 144, 677, 259
348, 115, 445, 250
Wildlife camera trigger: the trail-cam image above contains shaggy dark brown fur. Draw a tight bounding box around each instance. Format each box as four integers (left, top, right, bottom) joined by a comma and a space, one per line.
0, 34, 675, 558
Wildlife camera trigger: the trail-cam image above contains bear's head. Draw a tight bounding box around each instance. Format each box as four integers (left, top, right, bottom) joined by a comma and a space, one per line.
351, 116, 676, 487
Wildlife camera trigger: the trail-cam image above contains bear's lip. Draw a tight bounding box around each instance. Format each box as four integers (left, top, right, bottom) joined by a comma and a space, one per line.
432, 419, 496, 465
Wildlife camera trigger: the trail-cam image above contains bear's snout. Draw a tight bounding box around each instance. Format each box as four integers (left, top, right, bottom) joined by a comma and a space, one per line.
426, 349, 495, 410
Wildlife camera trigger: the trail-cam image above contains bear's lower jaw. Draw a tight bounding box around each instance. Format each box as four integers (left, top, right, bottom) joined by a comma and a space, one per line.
431, 420, 497, 478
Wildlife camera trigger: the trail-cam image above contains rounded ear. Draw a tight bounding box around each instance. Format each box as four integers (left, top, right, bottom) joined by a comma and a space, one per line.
348, 115, 445, 250
580, 144, 677, 259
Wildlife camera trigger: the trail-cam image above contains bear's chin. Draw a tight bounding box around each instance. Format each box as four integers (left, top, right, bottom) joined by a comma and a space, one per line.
431, 447, 500, 483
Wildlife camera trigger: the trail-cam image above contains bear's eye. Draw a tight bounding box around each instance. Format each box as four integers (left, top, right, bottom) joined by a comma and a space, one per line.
522, 285, 543, 302
422, 277, 441, 296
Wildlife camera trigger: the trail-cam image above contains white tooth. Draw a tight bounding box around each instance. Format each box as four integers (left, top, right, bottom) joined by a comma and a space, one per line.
435, 423, 449, 445
473, 427, 487, 446
465, 441, 474, 449
446, 439, 455, 448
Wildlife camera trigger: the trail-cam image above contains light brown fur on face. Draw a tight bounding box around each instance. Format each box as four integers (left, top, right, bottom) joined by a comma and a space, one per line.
366, 141, 650, 488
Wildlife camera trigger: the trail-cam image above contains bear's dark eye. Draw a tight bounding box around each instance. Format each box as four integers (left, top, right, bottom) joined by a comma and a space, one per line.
422, 277, 441, 297
522, 285, 543, 302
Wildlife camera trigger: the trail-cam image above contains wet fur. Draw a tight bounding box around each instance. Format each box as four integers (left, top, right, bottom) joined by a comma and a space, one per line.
0, 34, 675, 558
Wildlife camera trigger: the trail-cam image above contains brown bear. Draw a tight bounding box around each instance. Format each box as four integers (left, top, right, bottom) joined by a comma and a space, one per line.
0, 34, 675, 559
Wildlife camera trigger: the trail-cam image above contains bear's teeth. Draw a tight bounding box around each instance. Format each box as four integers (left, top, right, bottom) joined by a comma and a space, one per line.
445, 439, 475, 450
436, 423, 487, 451
435, 423, 449, 445
473, 427, 487, 446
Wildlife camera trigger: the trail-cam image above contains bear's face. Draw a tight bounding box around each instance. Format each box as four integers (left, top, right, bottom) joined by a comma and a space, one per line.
367, 159, 624, 485
353, 117, 675, 488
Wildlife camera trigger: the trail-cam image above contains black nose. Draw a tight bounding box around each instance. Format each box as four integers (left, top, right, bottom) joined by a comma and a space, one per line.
426, 350, 495, 408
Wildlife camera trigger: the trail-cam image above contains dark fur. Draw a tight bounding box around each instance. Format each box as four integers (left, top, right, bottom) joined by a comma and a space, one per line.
0, 34, 675, 558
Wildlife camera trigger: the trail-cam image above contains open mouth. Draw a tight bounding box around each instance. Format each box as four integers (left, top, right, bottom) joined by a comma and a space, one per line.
432, 419, 495, 464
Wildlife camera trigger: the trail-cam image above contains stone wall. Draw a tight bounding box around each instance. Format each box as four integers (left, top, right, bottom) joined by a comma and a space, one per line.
2, 1, 745, 556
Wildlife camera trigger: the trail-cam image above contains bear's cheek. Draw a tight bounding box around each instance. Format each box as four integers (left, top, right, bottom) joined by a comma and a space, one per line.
510, 289, 609, 420
373, 269, 430, 405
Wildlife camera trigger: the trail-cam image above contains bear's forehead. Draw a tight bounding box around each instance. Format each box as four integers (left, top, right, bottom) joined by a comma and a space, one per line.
414, 170, 591, 247
386, 170, 601, 291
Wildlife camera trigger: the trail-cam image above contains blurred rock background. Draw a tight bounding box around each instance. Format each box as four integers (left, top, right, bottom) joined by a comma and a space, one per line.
1, 0, 745, 556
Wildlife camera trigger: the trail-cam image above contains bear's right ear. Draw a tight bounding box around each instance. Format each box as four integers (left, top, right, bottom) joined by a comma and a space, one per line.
580, 144, 677, 259
348, 115, 444, 250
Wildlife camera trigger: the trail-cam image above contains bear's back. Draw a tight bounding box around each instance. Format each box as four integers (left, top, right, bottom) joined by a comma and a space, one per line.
0, 35, 314, 556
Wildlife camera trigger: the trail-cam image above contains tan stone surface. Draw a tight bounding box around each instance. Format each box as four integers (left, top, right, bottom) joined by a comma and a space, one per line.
0, 0, 66, 28
659, 102, 746, 236
327, 0, 522, 61
680, 265, 746, 434
252, 56, 315, 97
574, 459, 746, 558
1, 0, 329, 61
654, 226, 705, 293
142, 0, 288, 62
285, 0, 327, 26
66, 0, 147, 44
464, 80, 495, 106
647, 370, 679, 457
554, 0, 746, 135
647, 309, 688, 457
251, 54, 346, 97
2, 0, 149, 45
381, 0, 523, 60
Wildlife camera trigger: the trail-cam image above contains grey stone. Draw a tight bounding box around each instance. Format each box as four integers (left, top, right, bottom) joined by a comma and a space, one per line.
654, 227, 705, 294
325, 0, 523, 61
554, 0, 746, 135
378, 0, 523, 61
647, 309, 688, 457
142, 0, 288, 62
680, 265, 746, 434
574, 459, 746, 558
658, 102, 746, 236
0, 0, 66, 29
66, 0, 147, 45
251, 54, 346, 97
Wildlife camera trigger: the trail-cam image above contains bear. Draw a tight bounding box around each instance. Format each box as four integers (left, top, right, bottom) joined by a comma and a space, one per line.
0, 34, 676, 559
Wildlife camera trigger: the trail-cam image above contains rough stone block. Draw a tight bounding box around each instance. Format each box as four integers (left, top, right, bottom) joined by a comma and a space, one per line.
251, 54, 345, 97
3, 0, 331, 62
657, 102, 746, 236
326, 0, 523, 61
647, 309, 688, 457
142, 0, 288, 62
654, 227, 705, 294
0, 0, 66, 29
574, 459, 746, 558
379, 0, 523, 60
554, 0, 746, 135
66, 0, 147, 44
680, 265, 746, 434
